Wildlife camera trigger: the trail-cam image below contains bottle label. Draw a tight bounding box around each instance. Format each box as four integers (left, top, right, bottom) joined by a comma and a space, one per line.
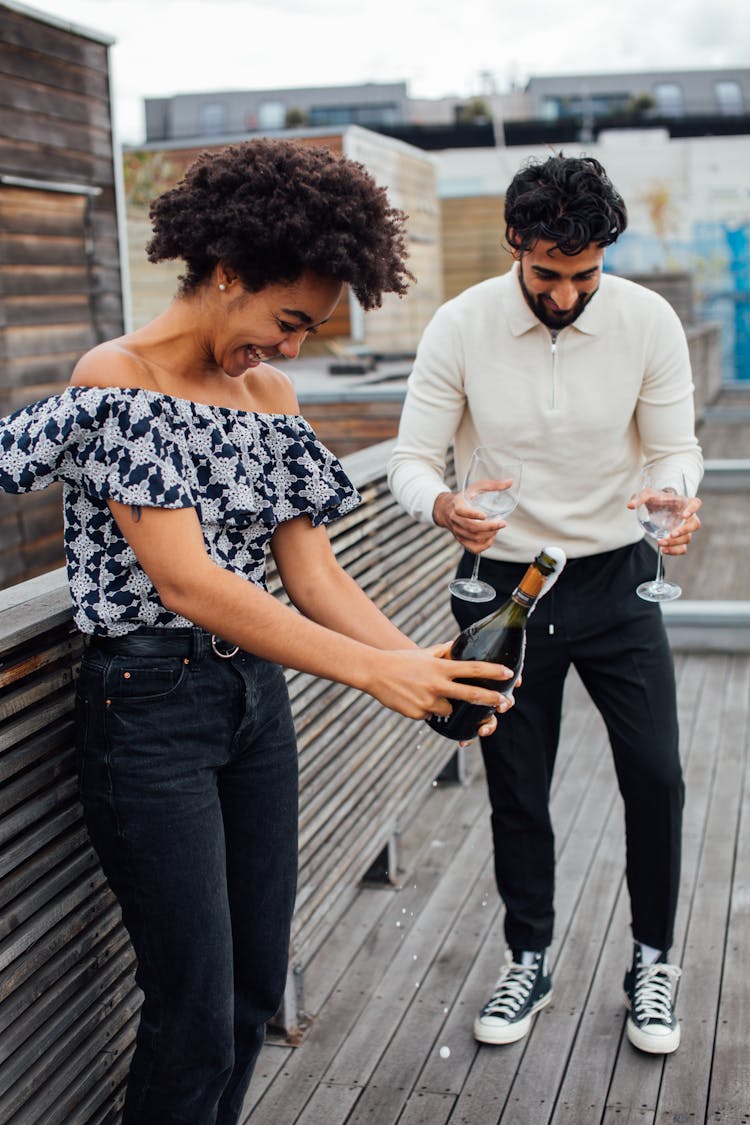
512, 588, 536, 609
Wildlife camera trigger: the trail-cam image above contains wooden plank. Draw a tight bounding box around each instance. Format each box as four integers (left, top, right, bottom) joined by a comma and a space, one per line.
0, 869, 109, 977
2, 323, 94, 359
0, 9, 111, 71
0, 184, 87, 222
0, 900, 122, 1031
2, 230, 86, 268
1, 987, 142, 1124
0, 943, 134, 1081
697, 655, 750, 1123
292, 1082, 361, 1125
0, 43, 110, 101
0, 137, 115, 185
397, 1090, 455, 1124
0, 263, 90, 296
0, 105, 113, 159
0, 75, 110, 130
0, 824, 90, 921
0, 798, 81, 882
238, 1043, 294, 1124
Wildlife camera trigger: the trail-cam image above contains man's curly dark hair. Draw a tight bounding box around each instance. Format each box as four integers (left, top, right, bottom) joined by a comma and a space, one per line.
146, 139, 414, 310
504, 155, 628, 256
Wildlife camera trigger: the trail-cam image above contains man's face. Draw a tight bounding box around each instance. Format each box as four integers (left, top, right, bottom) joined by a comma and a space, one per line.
514, 239, 604, 330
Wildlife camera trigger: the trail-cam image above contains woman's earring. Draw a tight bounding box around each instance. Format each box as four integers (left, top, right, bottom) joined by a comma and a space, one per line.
218, 283, 226, 291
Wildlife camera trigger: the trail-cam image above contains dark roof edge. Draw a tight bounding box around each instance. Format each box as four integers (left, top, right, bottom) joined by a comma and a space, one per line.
0, 0, 115, 45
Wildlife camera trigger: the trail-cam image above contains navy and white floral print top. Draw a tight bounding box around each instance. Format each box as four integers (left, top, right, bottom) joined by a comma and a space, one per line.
0, 386, 360, 635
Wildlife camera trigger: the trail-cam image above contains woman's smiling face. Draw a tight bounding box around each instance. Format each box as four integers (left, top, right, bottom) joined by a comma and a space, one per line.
213, 270, 343, 377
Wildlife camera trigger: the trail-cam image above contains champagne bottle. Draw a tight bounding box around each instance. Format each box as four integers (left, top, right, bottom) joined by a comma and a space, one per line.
428, 546, 566, 742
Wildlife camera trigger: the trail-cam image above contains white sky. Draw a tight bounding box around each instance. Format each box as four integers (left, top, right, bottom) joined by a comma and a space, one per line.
29, 0, 750, 144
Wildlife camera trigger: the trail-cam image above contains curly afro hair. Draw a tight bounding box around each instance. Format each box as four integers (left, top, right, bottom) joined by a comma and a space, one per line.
146, 139, 413, 309
505, 154, 627, 256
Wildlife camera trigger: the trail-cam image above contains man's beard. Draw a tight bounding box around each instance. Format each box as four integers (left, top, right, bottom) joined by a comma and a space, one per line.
518, 262, 598, 330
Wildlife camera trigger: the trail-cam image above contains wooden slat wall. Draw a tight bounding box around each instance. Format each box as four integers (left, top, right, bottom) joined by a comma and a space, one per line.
0, 440, 461, 1122
440, 194, 511, 302
0, 3, 125, 588
297, 398, 405, 457
344, 129, 443, 353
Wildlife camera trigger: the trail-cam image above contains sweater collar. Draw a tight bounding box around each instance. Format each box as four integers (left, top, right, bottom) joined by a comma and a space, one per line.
504, 262, 603, 338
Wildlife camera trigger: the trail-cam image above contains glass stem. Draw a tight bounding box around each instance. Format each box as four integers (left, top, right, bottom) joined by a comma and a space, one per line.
655, 545, 663, 585
470, 552, 481, 583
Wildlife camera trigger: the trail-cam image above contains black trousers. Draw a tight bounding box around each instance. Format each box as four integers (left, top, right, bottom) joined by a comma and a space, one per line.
452, 540, 684, 955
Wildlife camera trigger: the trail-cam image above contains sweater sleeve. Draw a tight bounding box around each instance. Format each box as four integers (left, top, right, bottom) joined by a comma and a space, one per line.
387, 305, 468, 524
635, 297, 704, 497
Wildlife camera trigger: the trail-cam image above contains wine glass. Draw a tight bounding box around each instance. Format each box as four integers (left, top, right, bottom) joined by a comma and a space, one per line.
635, 466, 688, 602
449, 448, 522, 603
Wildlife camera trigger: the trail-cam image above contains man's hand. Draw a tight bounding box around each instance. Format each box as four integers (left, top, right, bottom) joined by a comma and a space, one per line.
433, 490, 508, 552
627, 492, 702, 556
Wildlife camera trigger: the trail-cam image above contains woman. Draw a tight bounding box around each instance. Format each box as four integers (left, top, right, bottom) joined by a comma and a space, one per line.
0, 140, 511, 1123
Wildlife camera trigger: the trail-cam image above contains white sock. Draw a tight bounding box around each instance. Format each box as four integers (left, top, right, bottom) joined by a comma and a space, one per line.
638, 942, 663, 965
516, 950, 543, 967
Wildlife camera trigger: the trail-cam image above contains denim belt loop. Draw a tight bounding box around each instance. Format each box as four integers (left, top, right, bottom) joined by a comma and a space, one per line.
191, 627, 206, 667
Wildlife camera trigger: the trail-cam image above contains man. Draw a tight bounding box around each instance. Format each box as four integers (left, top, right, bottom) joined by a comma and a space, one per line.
388, 155, 703, 1055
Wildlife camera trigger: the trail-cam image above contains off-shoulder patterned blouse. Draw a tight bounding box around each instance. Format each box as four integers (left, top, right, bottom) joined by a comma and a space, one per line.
0, 386, 360, 635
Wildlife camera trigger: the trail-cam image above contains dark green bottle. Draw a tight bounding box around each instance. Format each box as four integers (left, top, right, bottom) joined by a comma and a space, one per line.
428, 547, 565, 742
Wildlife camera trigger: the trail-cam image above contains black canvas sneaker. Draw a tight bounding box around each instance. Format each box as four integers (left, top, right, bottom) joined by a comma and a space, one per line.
473, 949, 552, 1045
623, 943, 681, 1053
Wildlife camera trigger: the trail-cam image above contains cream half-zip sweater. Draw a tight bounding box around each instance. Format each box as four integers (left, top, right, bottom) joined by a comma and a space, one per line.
388, 265, 703, 563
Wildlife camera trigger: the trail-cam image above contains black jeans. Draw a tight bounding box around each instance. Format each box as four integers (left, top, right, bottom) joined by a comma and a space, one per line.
452, 540, 684, 955
76, 633, 299, 1124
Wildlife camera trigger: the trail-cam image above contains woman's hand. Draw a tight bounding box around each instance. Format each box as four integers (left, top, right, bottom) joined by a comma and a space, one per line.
364, 643, 515, 727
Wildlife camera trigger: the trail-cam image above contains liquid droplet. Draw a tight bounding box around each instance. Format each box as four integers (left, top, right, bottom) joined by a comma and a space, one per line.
439, 1046, 451, 1059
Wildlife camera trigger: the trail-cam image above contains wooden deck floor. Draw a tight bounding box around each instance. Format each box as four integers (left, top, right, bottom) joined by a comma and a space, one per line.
241, 654, 750, 1125
241, 389, 750, 1125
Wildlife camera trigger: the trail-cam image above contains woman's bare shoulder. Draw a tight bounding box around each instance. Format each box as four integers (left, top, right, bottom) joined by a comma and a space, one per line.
246, 363, 300, 414
69, 340, 154, 390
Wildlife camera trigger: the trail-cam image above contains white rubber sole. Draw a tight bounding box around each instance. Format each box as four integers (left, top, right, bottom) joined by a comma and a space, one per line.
473, 989, 552, 1045
624, 995, 681, 1054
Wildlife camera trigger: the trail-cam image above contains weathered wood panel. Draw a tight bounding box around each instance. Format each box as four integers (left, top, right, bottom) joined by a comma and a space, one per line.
440, 194, 511, 302
0, 2, 125, 587
297, 398, 405, 457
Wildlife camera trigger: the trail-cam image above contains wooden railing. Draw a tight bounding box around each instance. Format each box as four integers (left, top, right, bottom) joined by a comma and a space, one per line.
0, 440, 461, 1122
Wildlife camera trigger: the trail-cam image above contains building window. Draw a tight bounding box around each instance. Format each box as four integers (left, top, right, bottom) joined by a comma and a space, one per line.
199, 103, 228, 136
540, 93, 630, 120
257, 101, 286, 129
653, 83, 684, 117
715, 81, 744, 115
308, 102, 400, 127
